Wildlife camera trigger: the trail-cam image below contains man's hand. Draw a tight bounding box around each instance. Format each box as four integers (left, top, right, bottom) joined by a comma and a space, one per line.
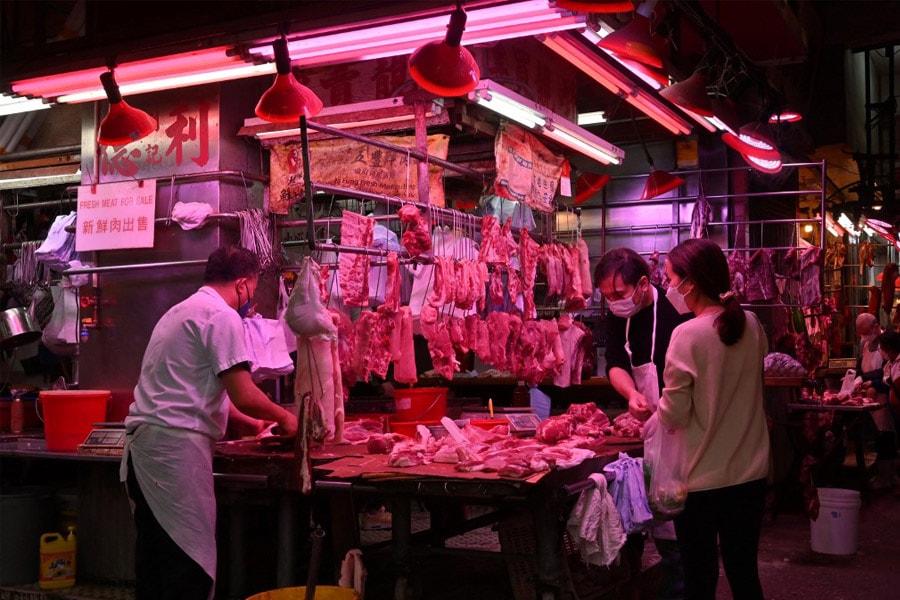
628, 390, 653, 421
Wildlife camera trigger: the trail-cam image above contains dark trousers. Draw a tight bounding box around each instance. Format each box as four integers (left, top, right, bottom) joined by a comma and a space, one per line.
126, 455, 212, 600
673, 478, 766, 600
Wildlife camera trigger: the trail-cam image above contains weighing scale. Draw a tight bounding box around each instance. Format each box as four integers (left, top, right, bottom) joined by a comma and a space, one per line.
77, 422, 126, 456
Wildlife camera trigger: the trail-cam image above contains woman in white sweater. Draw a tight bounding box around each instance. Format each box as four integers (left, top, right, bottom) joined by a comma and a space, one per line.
658, 238, 769, 600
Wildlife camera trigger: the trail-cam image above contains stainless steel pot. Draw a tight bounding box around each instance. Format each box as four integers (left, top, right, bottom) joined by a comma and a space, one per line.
0, 307, 42, 350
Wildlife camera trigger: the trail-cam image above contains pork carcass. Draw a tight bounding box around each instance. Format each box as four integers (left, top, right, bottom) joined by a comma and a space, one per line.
746, 248, 778, 302
690, 193, 712, 239
286, 256, 338, 340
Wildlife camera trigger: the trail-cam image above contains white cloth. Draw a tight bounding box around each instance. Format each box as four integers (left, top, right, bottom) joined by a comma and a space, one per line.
566, 473, 626, 568
625, 286, 660, 411
120, 285, 252, 596
171, 201, 214, 230
659, 309, 770, 492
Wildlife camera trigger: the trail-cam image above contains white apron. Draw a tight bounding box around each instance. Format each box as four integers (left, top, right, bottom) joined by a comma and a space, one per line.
121, 424, 218, 599
624, 287, 660, 411
626, 288, 676, 540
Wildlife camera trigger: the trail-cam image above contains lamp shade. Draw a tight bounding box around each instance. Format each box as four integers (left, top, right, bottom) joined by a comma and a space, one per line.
737, 121, 777, 152
660, 71, 713, 117
596, 13, 663, 69
769, 110, 802, 124
97, 71, 157, 146
556, 1, 635, 12
641, 169, 684, 200
574, 172, 611, 205
722, 131, 780, 162
255, 37, 323, 123
408, 6, 480, 96
741, 151, 783, 174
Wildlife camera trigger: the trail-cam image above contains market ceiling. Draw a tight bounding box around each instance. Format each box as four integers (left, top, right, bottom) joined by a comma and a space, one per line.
1, 0, 899, 151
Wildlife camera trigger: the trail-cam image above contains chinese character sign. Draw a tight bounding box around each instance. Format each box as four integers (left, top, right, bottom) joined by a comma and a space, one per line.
76, 181, 156, 251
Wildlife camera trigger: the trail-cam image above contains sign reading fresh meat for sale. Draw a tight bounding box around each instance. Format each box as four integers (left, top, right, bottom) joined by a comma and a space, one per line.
268, 134, 450, 214
75, 180, 156, 251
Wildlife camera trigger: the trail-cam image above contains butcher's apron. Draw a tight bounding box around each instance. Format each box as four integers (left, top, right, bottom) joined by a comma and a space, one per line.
121, 424, 218, 599
624, 287, 660, 411
862, 339, 894, 432
625, 288, 676, 540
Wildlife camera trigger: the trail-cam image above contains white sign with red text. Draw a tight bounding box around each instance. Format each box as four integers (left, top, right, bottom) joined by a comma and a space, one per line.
75, 181, 156, 251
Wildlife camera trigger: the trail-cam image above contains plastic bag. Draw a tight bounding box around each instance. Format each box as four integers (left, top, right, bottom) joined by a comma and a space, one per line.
276, 275, 297, 354
41, 284, 79, 357
286, 256, 338, 340
643, 413, 688, 520
243, 315, 294, 381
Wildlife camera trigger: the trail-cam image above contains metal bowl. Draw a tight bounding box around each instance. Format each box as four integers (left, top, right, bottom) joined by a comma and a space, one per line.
0, 307, 42, 350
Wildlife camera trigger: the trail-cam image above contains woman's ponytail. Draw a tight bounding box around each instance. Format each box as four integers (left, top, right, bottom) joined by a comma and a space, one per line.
715, 290, 746, 346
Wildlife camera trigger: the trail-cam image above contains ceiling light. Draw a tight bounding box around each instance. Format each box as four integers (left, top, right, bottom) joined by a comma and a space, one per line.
573, 172, 611, 204
255, 36, 323, 123
769, 110, 803, 124
595, 4, 663, 69
469, 79, 625, 165
97, 69, 157, 146
0, 94, 53, 117
659, 70, 713, 117
248, 1, 584, 67
642, 168, 685, 199
741, 151, 782, 174
577, 110, 607, 125
543, 31, 692, 135
737, 121, 778, 152
408, 4, 480, 96
555, 1, 635, 12
824, 213, 845, 238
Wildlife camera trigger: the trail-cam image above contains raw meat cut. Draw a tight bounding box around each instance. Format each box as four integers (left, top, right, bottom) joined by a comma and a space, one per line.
690, 193, 711, 239
746, 248, 778, 302
339, 212, 375, 307
398, 204, 432, 257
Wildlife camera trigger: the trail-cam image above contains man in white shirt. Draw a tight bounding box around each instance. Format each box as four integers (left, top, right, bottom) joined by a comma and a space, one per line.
120, 246, 298, 600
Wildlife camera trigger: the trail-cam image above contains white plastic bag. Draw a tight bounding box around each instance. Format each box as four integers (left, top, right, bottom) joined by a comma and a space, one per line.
286, 256, 337, 340
643, 413, 688, 520
243, 315, 294, 381
277, 275, 297, 353
41, 284, 79, 357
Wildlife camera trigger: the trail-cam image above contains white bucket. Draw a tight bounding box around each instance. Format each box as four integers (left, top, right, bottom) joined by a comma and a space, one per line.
809, 487, 862, 555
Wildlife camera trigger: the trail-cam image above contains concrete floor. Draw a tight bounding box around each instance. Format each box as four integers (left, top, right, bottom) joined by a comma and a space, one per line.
3, 476, 899, 599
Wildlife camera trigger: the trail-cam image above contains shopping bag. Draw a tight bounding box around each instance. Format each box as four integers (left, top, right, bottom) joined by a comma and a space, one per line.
642, 412, 688, 520
41, 284, 79, 357
243, 315, 294, 381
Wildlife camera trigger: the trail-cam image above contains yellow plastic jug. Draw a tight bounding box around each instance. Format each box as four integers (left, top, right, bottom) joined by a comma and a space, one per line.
39, 528, 76, 589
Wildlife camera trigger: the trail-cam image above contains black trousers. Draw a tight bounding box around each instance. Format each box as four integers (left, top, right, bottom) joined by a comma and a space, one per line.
673, 478, 767, 600
126, 455, 213, 600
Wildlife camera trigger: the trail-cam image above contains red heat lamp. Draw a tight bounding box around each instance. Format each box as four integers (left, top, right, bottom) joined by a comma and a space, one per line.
255, 36, 323, 123
408, 4, 480, 97
769, 111, 803, 124
556, 1, 635, 12
573, 172, 612, 205
660, 71, 713, 117
97, 70, 157, 146
641, 168, 685, 200
722, 125, 783, 174
596, 13, 663, 69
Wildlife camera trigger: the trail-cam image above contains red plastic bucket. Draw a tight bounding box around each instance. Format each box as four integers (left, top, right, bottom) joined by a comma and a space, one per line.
392, 387, 448, 422
39, 390, 110, 452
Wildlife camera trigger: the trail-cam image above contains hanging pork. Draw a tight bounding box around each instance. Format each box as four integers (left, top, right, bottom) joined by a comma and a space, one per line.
338, 211, 375, 306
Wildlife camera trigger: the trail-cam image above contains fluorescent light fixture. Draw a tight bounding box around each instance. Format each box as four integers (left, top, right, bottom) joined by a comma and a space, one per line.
0, 94, 53, 116
837, 213, 860, 238
469, 79, 624, 165
248, 1, 584, 67
13, 46, 274, 103
825, 213, 845, 238
470, 87, 546, 128
247, 97, 443, 140
544, 122, 623, 164
543, 31, 692, 136
577, 110, 607, 125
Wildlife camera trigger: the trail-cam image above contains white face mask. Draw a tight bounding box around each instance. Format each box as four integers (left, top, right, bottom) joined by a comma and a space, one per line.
607, 280, 646, 318
666, 279, 692, 315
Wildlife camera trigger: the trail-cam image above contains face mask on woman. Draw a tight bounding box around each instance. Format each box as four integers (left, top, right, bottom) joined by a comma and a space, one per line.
607, 278, 647, 318
666, 278, 692, 315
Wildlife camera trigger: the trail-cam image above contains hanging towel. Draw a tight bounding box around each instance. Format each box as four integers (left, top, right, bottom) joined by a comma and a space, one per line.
603, 452, 654, 534
566, 473, 627, 568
